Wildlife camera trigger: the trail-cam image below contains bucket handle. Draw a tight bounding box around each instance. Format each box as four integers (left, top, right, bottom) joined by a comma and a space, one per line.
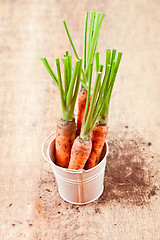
41, 132, 56, 165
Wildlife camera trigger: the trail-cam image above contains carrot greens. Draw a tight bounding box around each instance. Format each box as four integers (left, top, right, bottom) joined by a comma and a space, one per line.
63, 11, 105, 89
79, 48, 122, 140
98, 50, 122, 124
42, 55, 82, 121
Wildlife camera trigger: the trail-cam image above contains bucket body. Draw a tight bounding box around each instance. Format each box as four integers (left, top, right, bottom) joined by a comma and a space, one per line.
42, 132, 108, 205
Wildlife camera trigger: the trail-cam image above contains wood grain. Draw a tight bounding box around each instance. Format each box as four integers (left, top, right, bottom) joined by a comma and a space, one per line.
0, 0, 160, 239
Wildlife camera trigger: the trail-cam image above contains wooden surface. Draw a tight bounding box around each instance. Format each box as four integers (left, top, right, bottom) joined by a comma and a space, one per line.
0, 0, 160, 239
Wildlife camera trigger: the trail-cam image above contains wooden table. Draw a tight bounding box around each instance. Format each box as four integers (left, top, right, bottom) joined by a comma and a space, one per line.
0, 0, 160, 239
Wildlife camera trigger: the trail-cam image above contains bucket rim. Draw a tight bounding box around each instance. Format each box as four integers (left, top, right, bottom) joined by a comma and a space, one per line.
42, 131, 109, 174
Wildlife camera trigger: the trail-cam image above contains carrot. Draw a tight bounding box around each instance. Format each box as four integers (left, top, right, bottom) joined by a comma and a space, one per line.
56, 119, 76, 168
69, 63, 108, 170
68, 136, 92, 169
42, 53, 82, 168
63, 12, 105, 135
85, 50, 122, 169
76, 87, 91, 136
85, 123, 108, 170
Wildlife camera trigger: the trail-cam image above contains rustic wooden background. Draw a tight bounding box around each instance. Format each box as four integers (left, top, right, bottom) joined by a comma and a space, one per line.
0, 0, 160, 239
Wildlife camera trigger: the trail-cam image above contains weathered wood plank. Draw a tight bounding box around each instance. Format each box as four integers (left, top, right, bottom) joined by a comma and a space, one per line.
0, 0, 160, 239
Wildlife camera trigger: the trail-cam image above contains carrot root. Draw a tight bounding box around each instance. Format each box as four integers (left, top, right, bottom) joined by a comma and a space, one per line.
55, 118, 76, 168
85, 123, 108, 170
68, 136, 92, 170
76, 87, 91, 136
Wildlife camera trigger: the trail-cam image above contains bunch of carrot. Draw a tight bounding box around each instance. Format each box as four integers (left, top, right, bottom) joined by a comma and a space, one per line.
42, 11, 122, 170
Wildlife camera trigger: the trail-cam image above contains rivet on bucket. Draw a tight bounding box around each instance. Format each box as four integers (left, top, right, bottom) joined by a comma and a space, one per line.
42, 132, 109, 205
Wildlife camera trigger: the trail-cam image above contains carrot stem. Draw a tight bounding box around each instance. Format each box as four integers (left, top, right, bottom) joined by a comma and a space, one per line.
99, 50, 122, 124
70, 59, 82, 112
85, 13, 100, 78
82, 62, 93, 128
66, 59, 81, 106
63, 12, 105, 87
83, 12, 88, 70
86, 12, 95, 63
113, 52, 123, 79
111, 49, 116, 65
63, 20, 79, 59
91, 12, 96, 37
41, 58, 59, 89
92, 65, 112, 126
105, 49, 111, 70
93, 13, 105, 57
95, 52, 99, 72
107, 52, 122, 106
63, 57, 69, 98
80, 65, 103, 140
65, 51, 69, 56
63, 20, 87, 85
68, 55, 72, 85
56, 58, 66, 119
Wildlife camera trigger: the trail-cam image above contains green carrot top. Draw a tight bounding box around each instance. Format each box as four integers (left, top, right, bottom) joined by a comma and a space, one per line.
98, 49, 122, 124
80, 48, 122, 140
63, 11, 105, 89
42, 52, 82, 121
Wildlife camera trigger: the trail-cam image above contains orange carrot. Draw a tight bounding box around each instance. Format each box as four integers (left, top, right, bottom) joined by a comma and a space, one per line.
85, 123, 108, 170
76, 87, 91, 136
85, 50, 122, 170
63, 12, 105, 138
68, 136, 92, 170
68, 64, 104, 170
42, 54, 82, 168
56, 119, 76, 168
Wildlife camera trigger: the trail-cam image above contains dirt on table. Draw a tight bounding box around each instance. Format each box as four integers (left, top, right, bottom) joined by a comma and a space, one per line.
97, 129, 159, 206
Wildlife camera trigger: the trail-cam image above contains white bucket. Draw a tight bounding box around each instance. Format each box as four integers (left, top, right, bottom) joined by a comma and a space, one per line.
42, 132, 109, 205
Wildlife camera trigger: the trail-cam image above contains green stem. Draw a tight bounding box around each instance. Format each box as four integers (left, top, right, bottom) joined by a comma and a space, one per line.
107, 52, 122, 107
91, 12, 96, 37
41, 57, 59, 89
86, 12, 95, 63
91, 67, 115, 127
70, 59, 82, 112
95, 52, 99, 72
82, 62, 93, 128
103, 49, 111, 94
65, 50, 69, 56
105, 49, 111, 70
93, 13, 105, 58
66, 59, 80, 106
68, 55, 72, 85
113, 52, 122, 78
111, 49, 116, 65
63, 20, 79, 59
83, 12, 88, 70
99, 50, 122, 124
81, 79, 89, 90
90, 64, 111, 126
63, 57, 69, 99
63, 20, 87, 86
85, 13, 100, 77
96, 64, 111, 108
56, 58, 66, 119
81, 66, 103, 139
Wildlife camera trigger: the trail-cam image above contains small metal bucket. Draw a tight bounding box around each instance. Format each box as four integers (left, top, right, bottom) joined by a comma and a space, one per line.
42, 132, 108, 205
